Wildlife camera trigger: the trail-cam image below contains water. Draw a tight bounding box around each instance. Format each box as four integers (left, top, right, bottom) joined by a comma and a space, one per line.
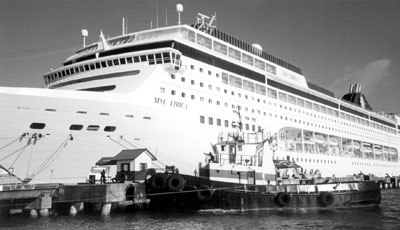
1, 190, 399, 230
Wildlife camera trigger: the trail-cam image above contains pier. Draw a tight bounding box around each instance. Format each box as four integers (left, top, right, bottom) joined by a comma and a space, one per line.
0, 182, 147, 217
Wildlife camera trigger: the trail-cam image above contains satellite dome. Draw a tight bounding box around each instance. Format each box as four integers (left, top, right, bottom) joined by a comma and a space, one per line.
81, 29, 88, 37
252, 43, 262, 51
176, 4, 183, 12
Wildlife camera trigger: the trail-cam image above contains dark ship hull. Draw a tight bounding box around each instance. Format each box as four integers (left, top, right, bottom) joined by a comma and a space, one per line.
146, 173, 381, 213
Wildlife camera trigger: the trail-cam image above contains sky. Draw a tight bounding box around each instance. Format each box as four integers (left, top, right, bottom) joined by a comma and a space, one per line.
1, 0, 400, 112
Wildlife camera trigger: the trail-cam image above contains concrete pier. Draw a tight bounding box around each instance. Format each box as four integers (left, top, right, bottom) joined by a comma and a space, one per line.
0, 182, 148, 217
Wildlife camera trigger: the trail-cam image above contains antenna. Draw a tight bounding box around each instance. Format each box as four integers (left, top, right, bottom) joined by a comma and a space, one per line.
156, 0, 159, 28
81, 29, 88, 47
122, 17, 126, 35
165, 8, 168, 26
176, 4, 183, 25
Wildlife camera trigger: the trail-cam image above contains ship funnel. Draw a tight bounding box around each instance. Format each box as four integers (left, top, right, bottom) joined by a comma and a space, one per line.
81, 29, 88, 47
176, 4, 183, 25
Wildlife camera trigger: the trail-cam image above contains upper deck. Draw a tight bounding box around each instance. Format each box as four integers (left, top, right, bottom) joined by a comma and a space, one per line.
41, 14, 399, 131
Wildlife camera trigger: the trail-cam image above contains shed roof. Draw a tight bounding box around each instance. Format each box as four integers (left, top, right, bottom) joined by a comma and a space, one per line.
96, 157, 115, 166
97, 148, 157, 165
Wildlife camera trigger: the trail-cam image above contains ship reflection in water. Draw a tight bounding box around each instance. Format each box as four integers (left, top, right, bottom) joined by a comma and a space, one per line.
0, 190, 399, 230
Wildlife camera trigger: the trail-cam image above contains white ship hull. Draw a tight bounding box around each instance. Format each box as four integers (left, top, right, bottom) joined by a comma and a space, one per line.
1, 16, 399, 183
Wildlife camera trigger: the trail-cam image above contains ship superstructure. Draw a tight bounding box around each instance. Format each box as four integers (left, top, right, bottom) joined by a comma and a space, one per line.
0, 6, 399, 183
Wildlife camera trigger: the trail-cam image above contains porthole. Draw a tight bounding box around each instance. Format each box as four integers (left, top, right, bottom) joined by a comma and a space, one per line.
69, 124, 83, 131
87, 125, 100, 131
30, 123, 46, 129
104, 126, 116, 132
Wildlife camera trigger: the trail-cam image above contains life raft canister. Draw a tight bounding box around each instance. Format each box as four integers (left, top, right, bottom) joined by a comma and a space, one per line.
275, 192, 291, 207
150, 173, 167, 192
196, 185, 213, 202
167, 174, 185, 192
318, 192, 335, 207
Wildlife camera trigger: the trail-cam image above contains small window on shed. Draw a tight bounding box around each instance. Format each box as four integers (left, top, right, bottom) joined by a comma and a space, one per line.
30, 123, 46, 129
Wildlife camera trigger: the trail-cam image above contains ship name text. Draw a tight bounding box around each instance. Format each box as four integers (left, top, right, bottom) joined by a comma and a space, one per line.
154, 97, 188, 109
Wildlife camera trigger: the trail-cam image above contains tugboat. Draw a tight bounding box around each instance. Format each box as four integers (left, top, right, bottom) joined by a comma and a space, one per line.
146, 115, 381, 213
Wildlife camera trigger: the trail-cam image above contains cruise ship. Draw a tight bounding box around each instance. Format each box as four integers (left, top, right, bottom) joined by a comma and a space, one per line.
1, 5, 399, 183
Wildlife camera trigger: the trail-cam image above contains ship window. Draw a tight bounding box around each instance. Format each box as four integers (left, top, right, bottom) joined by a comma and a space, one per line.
69, 124, 83, 131
267, 88, 277, 99
79, 65, 85, 72
143, 116, 151, 120
75, 67, 80, 73
224, 120, 229, 127
30, 123, 46, 129
200, 82, 204, 87
171, 90, 176, 95
182, 92, 186, 97
87, 125, 100, 131
62, 70, 66, 77
120, 58, 126, 65
95, 62, 101, 69
155, 53, 162, 64
163, 52, 170, 63
160, 87, 165, 93
147, 54, 155, 65
126, 57, 133, 63
113, 59, 120, 66
208, 117, 213, 125
140, 55, 147, 62
106, 60, 113, 67
84, 64, 90, 71
191, 80, 195, 85
101, 61, 107, 68
125, 114, 134, 118
133, 56, 140, 63
69, 68, 74, 75
104, 126, 116, 132
76, 111, 87, 114
99, 112, 109, 116
200, 116, 205, 124
90, 63, 95, 70
217, 119, 221, 126
190, 65, 194, 70
191, 95, 195, 100
45, 108, 56, 112
278, 92, 287, 102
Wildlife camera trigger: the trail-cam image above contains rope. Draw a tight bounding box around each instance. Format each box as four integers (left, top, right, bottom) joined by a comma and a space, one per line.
7, 145, 28, 170
0, 136, 21, 152
29, 138, 69, 180
25, 144, 35, 178
0, 143, 30, 161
